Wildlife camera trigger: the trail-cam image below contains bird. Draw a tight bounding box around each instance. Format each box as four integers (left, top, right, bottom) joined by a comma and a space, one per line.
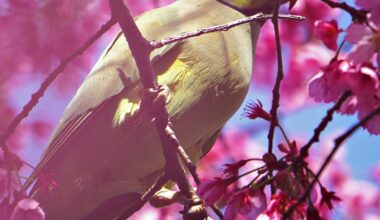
25, 0, 273, 219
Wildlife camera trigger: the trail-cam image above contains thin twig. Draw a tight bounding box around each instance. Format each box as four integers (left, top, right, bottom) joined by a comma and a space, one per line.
283, 106, 380, 219
278, 124, 291, 147
267, 0, 283, 195
299, 91, 351, 159
267, 1, 284, 154
320, 0, 367, 23
178, 146, 201, 184
0, 17, 117, 150
150, 13, 304, 49
178, 144, 224, 219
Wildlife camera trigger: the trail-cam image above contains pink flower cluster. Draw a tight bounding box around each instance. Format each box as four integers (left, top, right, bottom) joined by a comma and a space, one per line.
0, 149, 45, 220
310, 59, 380, 134
309, 0, 380, 134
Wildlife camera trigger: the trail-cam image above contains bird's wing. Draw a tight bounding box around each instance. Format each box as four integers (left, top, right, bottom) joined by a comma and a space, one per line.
24, 4, 181, 190
200, 128, 223, 158
80, 128, 225, 220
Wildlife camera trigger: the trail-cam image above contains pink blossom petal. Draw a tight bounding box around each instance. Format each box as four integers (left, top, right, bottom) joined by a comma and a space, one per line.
360, 112, 380, 135
370, 6, 380, 26
372, 164, 380, 182
0, 168, 21, 204
309, 72, 328, 102
309, 60, 350, 103
314, 20, 340, 50
356, 0, 380, 9
341, 179, 379, 218
224, 189, 267, 220
339, 96, 358, 115
347, 42, 376, 65
345, 24, 370, 43
10, 198, 45, 220
347, 65, 379, 98
197, 178, 229, 206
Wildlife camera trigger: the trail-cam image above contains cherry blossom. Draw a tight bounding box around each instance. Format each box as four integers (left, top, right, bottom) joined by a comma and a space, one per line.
340, 179, 379, 219
314, 20, 341, 50
258, 192, 306, 220
243, 100, 272, 121
309, 59, 350, 103
372, 164, 380, 182
319, 186, 341, 210
275, 171, 304, 198
278, 140, 299, 161
222, 159, 252, 179
0, 168, 21, 204
356, 0, 380, 26
345, 23, 380, 67
196, 177, 233, 206
224, 188, 267, 220
347, 65, 380, 134
281, 43, 333, 110
10, 198, 45, 220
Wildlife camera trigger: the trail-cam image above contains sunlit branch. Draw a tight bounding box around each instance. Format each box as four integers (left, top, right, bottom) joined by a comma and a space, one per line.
150, 13, 304, 49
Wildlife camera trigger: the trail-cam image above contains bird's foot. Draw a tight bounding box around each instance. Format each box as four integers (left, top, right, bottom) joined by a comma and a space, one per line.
150, 188, 209, 219
154, 85, 172, 107
141, 85, 171, 121
181, 195, 208, 220
149, 187, 185, 208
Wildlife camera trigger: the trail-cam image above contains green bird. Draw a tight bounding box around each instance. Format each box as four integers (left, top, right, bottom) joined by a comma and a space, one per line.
25, 0, 274, 219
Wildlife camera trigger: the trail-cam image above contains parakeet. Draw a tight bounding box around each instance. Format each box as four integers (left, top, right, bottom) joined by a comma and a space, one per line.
25, 0, 273, 219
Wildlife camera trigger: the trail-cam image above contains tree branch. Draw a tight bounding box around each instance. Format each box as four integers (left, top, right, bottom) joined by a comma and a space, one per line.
0, 17, 117, 150
283, 106, 380, 219
320, 0, 367, 23
150, 13, 304, 49
267, 0, 283, 155
299, 91, 351, 159
109, 0, 207, 219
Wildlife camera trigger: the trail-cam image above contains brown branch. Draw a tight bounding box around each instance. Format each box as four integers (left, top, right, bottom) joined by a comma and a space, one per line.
177, 146, 224, 219
266, 0, 284, 196
299, 91, 351, 159
178, 146, 200, 184
150, 13, 304, 49
109, 0, 207, 219
0, 17, 117, 150
283, 106, 380, 219
320, 0, 367, 23
267, 0, 283, 155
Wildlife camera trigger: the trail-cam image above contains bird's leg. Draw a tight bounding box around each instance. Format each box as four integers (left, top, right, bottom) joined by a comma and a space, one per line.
149, 186, 186, 208
149, 186, 207, 220
140, 84, 172, 120
154, 85, 172, 106
141, 84, 171, 107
